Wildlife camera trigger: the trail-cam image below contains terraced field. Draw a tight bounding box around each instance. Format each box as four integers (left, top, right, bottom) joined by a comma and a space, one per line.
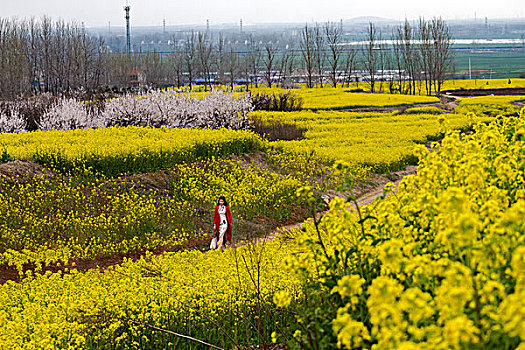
1, 87, 524, 349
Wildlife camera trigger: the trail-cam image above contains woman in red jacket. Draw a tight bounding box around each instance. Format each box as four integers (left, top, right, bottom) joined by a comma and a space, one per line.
213, 196, 233, 248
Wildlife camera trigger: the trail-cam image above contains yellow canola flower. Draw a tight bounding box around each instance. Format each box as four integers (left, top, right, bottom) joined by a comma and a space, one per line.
252, 109, 492, 176
332, 310, 370, 349
0, 126, 263, 176
331, 274, 365, 299
249, 86, 439, 110
1, 97, 525, 349
273, 290, 292, 308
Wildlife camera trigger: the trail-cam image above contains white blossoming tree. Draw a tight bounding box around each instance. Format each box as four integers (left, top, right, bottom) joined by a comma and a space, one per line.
1, 90, 253, 133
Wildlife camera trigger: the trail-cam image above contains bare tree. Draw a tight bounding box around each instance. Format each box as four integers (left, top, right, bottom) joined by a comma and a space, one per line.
142, 50, 166, 88
0, 18, 30, 98
91, 37, 108, 90
246, 36, 262, 88
343, 48, 358, 88
0, 17, 455, 97
362, 22, 378, 92
392, 25, 405, 94
313, 23, 325, 87
71, 25, 101, 91
184, 31, 197, 91
197, 31, 213, 91
418, 18, 433, 95
263, 42, 278, 87
278, 45, 295, 87
325, 21, 343, 88
241, 54, 250, 90
40, 16, 53, 92
377, 29, 387, 92
28, 17, 42, 94
380, 36, 396, 94
392, 19, 421, 95
216, 33, 225, 85
107, 52, 134, 87
169, 49, 184, 88
299, 24, 316, 88
224, 46, 238, 91
0, 16, 109, 97
430, 17, 453, 96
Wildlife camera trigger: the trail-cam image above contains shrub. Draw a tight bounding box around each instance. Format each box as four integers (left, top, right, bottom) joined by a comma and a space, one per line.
102, 90, 253, 130
251, 91, 303, 112
1, 90, 254, 133
0, 94, 57, 132
0, 107, 26, 133
251, 117, 306, 141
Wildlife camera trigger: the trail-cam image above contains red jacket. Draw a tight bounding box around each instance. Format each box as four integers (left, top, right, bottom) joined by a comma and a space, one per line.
213, 205, 233, 242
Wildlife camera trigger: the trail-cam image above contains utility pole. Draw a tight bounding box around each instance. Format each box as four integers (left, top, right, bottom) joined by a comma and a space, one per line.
124, 1, 131, 53
240, 19, 243, 33
469, 56, 472, 80
163, 19, 166, 34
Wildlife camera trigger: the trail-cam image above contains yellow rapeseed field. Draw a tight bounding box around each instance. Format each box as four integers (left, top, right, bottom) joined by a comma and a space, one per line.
1, 85, 525, 349
0, 126, 263, 176
283, 111, 525, 349
0, 174, 198, 270
0, 110, 524, 349
252, 110, 480, 174
442, 78, 525, 90
172, 157, 304, 221
250, 86, 440, 110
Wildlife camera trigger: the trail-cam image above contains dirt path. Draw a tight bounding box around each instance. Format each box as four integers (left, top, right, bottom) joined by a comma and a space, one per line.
442, 87, 525, 97
355, 165, 416, 207
255, 165, 417, 244
335, 101, 457, 114
0, 165, 417, 284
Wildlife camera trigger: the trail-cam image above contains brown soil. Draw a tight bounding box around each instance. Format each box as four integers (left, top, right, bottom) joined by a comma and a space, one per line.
109, 170, 175, 195
107, 151, 278, 195
442, 87, 525, 97
354, 165, 417, 206
231, 151, 272, 169
261, 165, 417, 242
0, 159, 53, 182
241, 345, 288, 350
336, 101, 457, 114
0, 236, 210, 284
0, 156, 415, 284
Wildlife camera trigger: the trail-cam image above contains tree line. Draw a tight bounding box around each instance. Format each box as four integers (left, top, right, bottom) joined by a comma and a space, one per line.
0, 16, 453, 99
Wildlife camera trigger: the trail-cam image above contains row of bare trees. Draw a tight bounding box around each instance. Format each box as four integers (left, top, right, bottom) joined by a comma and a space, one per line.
0, 17, 108, 98
392, 18, 454, 95
165, 31, 299, 92
297, 18, 453, 95
0, 16, 454, 99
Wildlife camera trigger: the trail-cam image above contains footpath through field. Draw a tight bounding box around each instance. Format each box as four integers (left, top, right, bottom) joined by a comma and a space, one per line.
0, 165, 417, 284
255, 165, 417, 245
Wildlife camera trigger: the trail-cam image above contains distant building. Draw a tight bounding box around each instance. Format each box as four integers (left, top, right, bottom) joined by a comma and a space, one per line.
128, 69, 147, 87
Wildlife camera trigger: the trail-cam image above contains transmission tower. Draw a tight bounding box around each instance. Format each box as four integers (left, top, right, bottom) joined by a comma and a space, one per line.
124, 1, 131, 53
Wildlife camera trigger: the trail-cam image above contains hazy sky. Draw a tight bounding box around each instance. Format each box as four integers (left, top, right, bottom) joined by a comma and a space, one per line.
2, 0, 524, 27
